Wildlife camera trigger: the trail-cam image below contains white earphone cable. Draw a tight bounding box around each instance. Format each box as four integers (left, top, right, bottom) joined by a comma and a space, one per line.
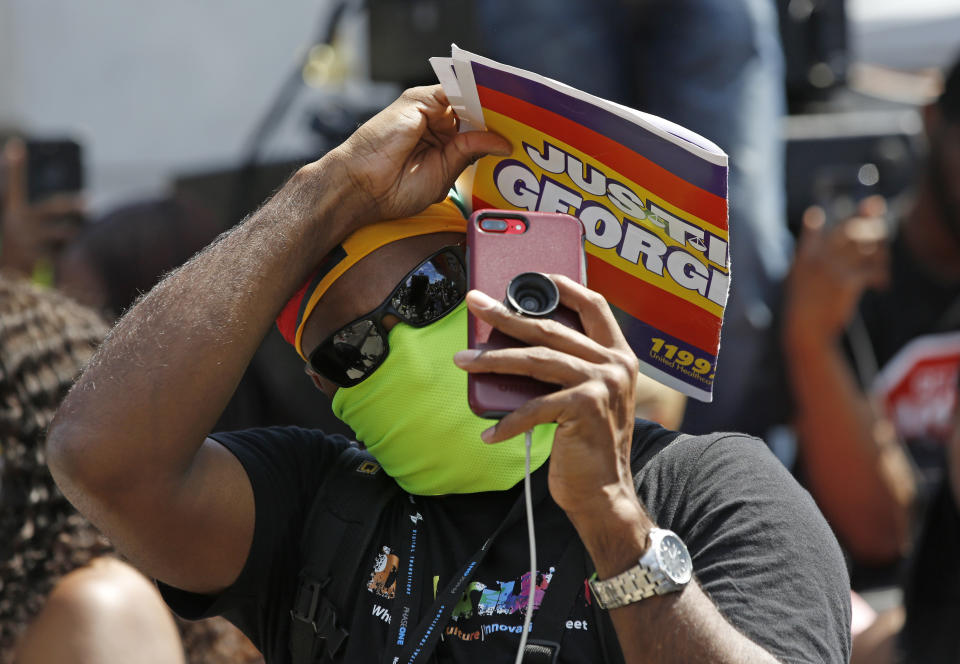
513, 428, 537, 664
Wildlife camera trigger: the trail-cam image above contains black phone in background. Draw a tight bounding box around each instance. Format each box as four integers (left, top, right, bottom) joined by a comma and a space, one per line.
811, 162, 880, 227
26, 139, 84, 203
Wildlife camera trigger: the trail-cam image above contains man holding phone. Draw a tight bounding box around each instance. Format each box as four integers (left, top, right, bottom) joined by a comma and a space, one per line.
781, 55, 960, 572
0, 136, 85, 279
47, 86, 849, 663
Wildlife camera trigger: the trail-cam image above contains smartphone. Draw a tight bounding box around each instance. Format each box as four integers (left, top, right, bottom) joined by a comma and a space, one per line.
26, 139, 84, 203
467, 209, 586, 419
812, 163, 879, 227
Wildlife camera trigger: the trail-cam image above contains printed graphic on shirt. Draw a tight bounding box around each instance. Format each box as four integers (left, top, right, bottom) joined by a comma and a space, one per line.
873, 331, 960, 445
368, 545, 400, 599
435, 567, 560, 642
361, 550, 595, 648
372, 603, 392, 624
447, 567, 555, 621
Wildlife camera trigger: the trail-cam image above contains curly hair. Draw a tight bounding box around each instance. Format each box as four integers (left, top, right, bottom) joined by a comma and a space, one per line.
0, 274, 111, 659
0, 274, 263, 663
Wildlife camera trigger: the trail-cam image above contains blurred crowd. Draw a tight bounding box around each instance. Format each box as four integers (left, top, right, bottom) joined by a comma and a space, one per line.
2, 1, 960, 662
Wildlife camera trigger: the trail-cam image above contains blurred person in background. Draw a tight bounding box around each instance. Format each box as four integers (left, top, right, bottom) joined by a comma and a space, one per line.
781, 53, 960, 574
0, 269, 112, 661
632, 371, 686, 431
476, 0, 792, 437
15, 557, 187, 664
851, 368, 960, 663
0, 156, 265, 663
54, 195, 354, 437
54, 196, 222, 320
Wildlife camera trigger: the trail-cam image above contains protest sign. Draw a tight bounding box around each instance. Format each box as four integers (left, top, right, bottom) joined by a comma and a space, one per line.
431, 47, 729, 402
872, 331, 960, 445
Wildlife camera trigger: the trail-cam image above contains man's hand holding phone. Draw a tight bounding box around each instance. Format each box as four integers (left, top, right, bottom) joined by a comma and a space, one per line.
459, 207, 643, 527
454, 273, 646, 550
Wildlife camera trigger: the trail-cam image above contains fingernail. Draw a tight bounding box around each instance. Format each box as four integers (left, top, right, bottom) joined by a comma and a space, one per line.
453, 349, 481, 365
467, 290, 496, 309
480, 426, 495, 443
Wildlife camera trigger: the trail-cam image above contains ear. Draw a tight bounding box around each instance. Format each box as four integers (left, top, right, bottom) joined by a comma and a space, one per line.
305, 365, 338, 400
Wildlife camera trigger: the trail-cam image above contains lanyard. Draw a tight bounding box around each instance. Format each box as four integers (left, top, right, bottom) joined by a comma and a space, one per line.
383, 495, 426, 658
382, 470, 550, 664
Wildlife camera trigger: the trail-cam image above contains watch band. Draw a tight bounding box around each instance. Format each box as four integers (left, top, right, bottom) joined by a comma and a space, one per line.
589, 564, 673, 610
588, 528, 692, 610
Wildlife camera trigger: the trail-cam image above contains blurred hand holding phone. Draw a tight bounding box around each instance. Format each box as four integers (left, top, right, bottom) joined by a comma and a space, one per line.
467, 209, 586, 419
788, 167, 891, 355
812, 162, 888, 229
25, 139, 84, 204
0, 137, 85, 277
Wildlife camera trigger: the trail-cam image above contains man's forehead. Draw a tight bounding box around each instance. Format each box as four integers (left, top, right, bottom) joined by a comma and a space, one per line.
318, 232, 461, 303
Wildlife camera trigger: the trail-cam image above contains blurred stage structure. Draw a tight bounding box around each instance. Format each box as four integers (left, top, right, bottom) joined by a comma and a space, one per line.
777, 0, 929, 232
173, 0, 933, 241
175, 0, 482, 231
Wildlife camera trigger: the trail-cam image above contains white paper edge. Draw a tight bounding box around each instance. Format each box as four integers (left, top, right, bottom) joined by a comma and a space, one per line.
429, 56, 462, 98
428, 56, 481, 133
450, 53, 484, 129
449, 45, 727, 166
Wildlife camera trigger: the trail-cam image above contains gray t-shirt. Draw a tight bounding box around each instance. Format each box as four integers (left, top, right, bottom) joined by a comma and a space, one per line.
160, 420, 851, 663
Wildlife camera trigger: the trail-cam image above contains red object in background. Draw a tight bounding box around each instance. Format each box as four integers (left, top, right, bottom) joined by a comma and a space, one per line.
873, 331, 960, 445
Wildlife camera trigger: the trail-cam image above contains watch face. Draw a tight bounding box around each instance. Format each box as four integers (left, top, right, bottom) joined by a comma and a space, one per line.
656, 533, 693, 584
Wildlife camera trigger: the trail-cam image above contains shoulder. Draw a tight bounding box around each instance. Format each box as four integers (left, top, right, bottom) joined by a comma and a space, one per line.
632, 420, 833, 549
207, 425, 357, 547
158, 429, 359, 631
631, 420, 852, 663
631, 419, 781, 486
632, 424, 819, 534
16, 557, 184, 664
209, 426, 354, 483
44, 557, 170, 616
210, 424, 352, 448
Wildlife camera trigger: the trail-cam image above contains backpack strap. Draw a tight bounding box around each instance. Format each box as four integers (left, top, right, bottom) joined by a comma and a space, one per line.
289, 445, 401, 663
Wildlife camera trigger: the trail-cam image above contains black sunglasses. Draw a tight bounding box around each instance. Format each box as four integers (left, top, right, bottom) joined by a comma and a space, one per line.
308, 244, 467, 387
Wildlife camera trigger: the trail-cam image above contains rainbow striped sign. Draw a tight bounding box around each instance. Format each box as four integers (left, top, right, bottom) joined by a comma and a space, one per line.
431, 47, 729, 402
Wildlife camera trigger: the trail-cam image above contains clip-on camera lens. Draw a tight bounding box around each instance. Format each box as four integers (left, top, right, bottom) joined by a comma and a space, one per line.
505, 272, 559, 317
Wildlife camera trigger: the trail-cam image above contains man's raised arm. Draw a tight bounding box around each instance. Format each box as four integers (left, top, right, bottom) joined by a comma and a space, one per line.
783, 202, 916, 564
46, 86, 511, 594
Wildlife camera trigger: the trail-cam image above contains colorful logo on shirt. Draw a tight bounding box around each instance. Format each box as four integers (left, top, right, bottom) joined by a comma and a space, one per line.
367, 545, 400, 599
448, 567, 555, 621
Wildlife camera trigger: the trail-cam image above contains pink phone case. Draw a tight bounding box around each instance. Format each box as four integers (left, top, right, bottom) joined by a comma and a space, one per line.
467, 210, 586, 419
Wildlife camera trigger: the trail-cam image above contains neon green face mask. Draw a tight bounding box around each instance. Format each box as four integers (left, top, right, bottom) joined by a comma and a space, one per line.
331, 301, 555, 495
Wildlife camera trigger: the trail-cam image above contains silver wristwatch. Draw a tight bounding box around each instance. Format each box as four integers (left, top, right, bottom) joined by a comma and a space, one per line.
589, 528, 693, 610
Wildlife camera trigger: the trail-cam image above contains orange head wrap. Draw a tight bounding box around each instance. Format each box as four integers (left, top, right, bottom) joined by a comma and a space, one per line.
276, 197, 467, 361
